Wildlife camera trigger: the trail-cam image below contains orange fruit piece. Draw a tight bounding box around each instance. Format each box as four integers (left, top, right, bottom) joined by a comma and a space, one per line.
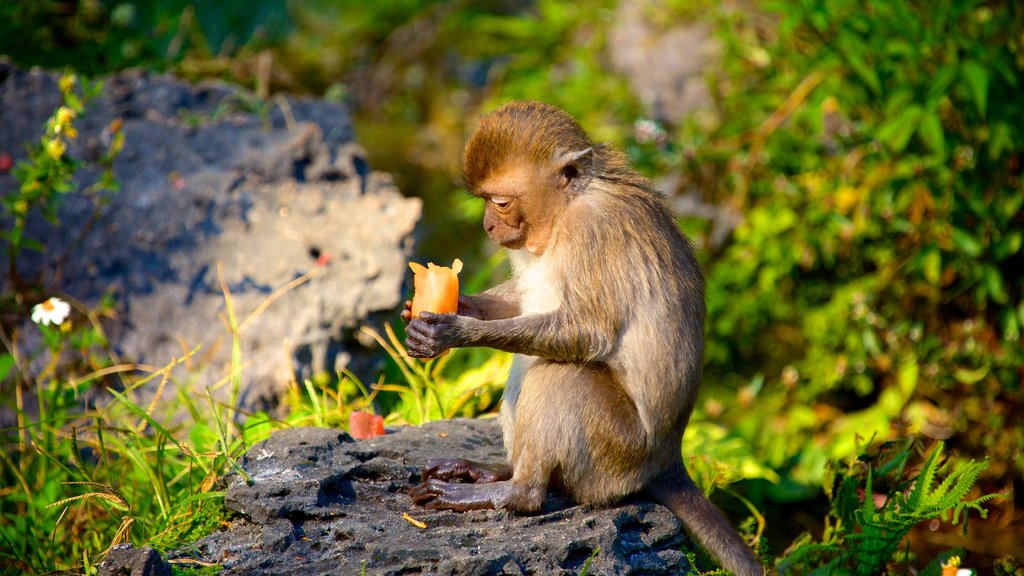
349, 411, 385, 439
409, 259, 463, 318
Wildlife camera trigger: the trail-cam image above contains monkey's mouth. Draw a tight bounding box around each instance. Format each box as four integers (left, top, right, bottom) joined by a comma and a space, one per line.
489, 229, 524, 250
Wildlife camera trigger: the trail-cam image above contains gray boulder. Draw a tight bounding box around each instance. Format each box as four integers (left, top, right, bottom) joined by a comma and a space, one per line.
0, 62, 421, 410
167, 418, 697, 575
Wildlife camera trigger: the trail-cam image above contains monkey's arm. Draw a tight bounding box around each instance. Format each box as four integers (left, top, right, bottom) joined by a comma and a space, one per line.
406, 310, 615, 362
459, 281, 521, 320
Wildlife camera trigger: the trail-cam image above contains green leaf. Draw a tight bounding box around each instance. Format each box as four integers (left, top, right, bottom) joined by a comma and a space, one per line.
919, 246, 941, 285
8, 226, 22, 247
19, 237, 46, 253
844, 48, 881, 94
951, 228, 983, 257
877, 105, 923, 153
1000, 308, 1020, 342
983, 264, 1008, 304
926, 65, 958, 103
862, 329, 881, 356
917, 111, 945, 156
0, 354, 14, 381
897, 357, 918, 397
64, 90, 83, 113
988, 121, 1012, 160
961, 60, 989, 117
954, 365, 989, 385
993, 230, 1022, 261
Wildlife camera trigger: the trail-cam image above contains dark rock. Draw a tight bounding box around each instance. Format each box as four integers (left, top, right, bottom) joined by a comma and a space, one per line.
0, 62, 421, 411
167, 419, 696, 575
98, 544, 171, 576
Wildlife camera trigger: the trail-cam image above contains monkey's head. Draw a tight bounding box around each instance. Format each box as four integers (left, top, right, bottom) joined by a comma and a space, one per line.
462, 101, 595, 255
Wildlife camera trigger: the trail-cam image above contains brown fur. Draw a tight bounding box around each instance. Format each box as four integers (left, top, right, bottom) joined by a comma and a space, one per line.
405, 101, 768, 576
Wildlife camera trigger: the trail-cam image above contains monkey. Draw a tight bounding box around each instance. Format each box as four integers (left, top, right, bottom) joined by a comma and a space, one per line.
402, 101, 768, 576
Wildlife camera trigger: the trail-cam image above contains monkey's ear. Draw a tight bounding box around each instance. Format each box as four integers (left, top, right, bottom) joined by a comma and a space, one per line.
554, 147, 594, 194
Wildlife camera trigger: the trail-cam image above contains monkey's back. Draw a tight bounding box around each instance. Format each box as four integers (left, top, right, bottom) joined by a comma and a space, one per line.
557, 169, 705, 450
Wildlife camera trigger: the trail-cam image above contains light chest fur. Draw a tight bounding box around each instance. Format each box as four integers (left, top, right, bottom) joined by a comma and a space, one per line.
510, 250, 562, 315
500, 250, 562, 453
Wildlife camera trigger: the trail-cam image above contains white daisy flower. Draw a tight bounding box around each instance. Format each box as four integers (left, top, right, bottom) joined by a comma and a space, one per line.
31, 297, 71, 326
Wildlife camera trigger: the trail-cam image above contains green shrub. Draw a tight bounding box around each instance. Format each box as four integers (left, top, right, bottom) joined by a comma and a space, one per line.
677, 0, 1024, 485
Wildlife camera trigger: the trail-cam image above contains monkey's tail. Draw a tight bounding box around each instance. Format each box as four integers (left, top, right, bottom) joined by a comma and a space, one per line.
648, 464, 771, 576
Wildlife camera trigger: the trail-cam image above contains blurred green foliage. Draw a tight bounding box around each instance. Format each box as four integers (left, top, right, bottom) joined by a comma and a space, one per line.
679, 0, 1024, 490
0, 0, 289, 76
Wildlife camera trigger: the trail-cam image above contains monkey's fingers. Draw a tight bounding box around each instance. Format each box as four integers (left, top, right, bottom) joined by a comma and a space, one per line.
405, 317, 453, 358
409, 479, 451, 506
400, 300, 413, 323
414, 311, 453, 325
405, 330, 440, 358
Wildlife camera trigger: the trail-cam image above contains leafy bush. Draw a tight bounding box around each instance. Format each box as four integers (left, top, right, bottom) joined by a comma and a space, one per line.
674, 0, 1024, 485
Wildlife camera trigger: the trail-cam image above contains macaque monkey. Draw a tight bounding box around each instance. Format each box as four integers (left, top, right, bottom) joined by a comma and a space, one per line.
403, 101, 767, 576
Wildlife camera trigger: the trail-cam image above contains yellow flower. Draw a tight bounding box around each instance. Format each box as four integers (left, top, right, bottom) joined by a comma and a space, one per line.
63, 125, 78, 140
46, 138, 66, 160
59, 73, 76, 95
56, 106, 76, 125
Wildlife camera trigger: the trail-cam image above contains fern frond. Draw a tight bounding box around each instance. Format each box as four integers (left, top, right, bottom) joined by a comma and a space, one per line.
906, 442, 943, 510
875, 438, 914, 478
930, 458, 988, 509
862, 464, 876, 521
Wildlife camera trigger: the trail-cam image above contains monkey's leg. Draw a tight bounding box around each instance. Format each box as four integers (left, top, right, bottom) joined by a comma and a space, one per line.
511, 361, 648, 506
411, 362, 646, 513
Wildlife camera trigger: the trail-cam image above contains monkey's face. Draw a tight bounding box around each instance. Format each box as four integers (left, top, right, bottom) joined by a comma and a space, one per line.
474, 163, 563, 255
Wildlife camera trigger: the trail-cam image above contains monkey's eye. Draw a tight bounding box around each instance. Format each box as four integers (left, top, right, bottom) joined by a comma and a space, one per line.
490, 196, 512, 210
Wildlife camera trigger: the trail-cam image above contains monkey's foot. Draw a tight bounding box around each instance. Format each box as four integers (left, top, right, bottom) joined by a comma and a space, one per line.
409, 479, 513, 511
420, 458, 512, 483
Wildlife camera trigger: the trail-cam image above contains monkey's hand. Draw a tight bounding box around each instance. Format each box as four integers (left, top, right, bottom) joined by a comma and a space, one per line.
421, 458, 512, 484
405, 312, 463, 358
